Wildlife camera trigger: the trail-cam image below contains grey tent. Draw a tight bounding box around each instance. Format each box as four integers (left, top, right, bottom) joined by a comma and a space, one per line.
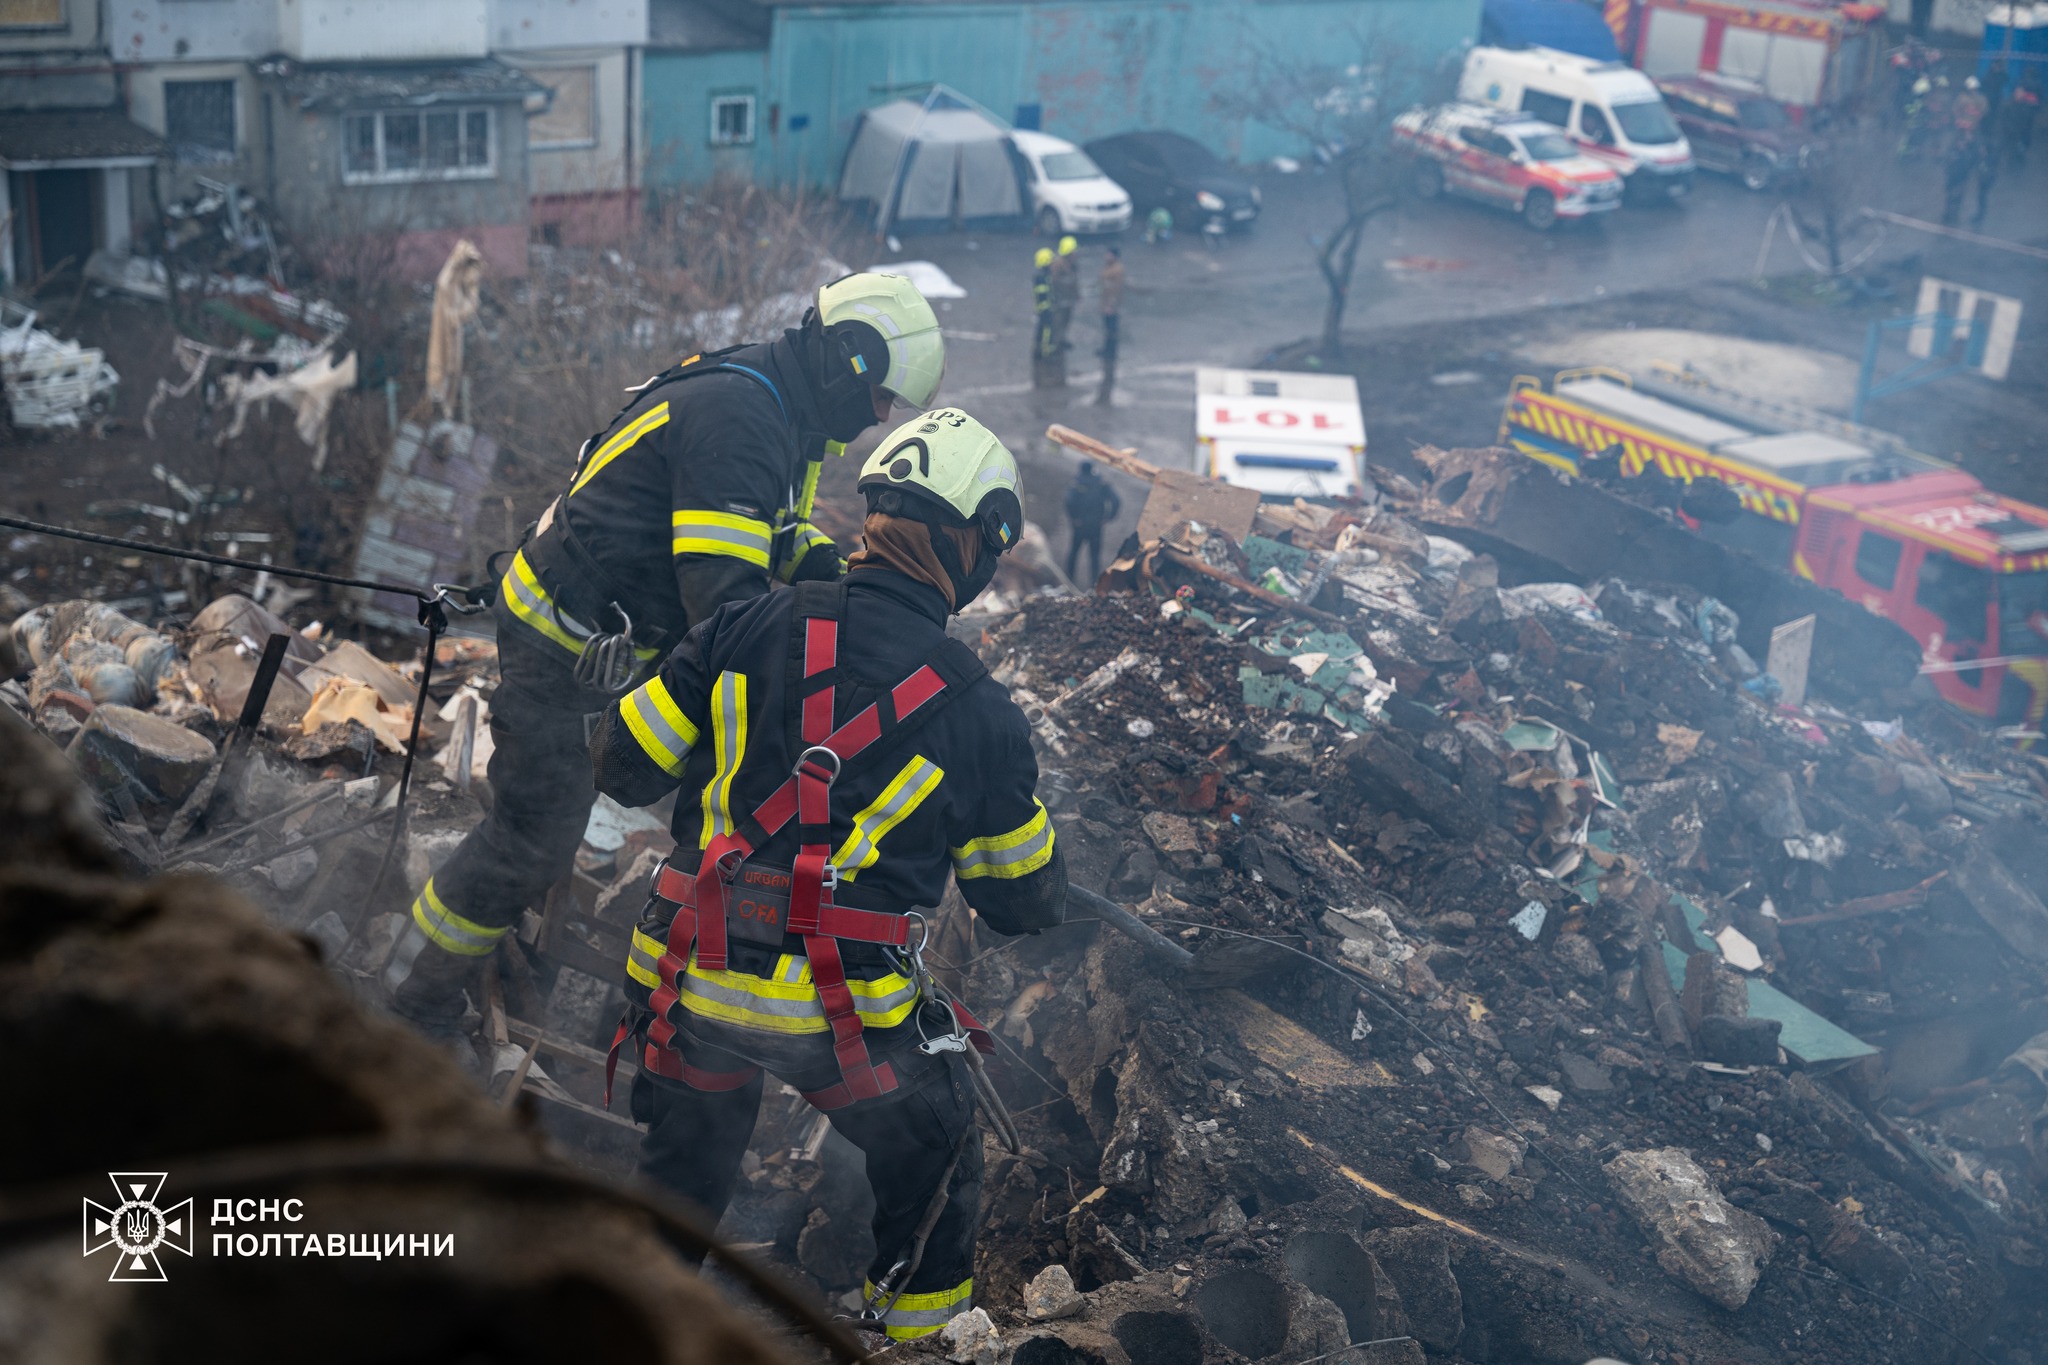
837, 89, 1031, 235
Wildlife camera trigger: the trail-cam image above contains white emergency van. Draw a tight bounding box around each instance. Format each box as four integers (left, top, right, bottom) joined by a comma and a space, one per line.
1460, 46, 1696, 200
1195, 367, 1367, 501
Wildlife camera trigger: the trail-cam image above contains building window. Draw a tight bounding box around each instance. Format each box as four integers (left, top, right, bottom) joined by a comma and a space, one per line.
0, 0, 63, 29
710, 93, 755, 147
342, 107, 494, 184
165, 79, 237, 165
527, 65, 596, 149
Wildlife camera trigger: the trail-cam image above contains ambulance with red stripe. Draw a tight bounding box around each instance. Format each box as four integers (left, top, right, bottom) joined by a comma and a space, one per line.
1392, 103, 1624, 230
1500, 367, 2048, 728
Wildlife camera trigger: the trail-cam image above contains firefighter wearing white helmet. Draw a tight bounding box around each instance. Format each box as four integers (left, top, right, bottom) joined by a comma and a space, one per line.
384, 273, 948, 1032
591, 407, 1064, 1342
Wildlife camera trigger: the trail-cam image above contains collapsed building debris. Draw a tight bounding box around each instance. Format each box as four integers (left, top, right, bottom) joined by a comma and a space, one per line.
0, 705, 838, 1365
9, 414, 2048, 1360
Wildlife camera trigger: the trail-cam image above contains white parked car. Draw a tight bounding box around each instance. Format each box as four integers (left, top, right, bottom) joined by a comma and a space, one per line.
1011, 129, 1132, 236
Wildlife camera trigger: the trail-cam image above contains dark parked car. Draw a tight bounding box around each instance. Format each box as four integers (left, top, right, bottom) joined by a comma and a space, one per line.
1081, 130, 1260, 232
1655, 77, 1820, 191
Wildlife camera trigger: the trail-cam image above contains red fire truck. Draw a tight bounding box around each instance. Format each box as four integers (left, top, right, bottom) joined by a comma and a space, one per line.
1500, 366, 2048, 727
1619, 0, 1884, 117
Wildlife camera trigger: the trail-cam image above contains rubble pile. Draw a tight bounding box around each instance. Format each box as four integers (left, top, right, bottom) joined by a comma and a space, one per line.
10, 446, 2048, 1360
862, 468, 2048, 1363
0, 705, 808, 1365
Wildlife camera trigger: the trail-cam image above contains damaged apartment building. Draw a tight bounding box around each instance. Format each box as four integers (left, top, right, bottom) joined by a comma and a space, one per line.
0, 0, 654, 283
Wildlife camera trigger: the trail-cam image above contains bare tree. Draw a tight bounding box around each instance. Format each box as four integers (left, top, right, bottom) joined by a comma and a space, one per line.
1213, 24, 1455, 357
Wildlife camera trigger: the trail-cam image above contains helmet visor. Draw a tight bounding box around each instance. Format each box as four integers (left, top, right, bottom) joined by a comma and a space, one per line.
879, 358, 944, 412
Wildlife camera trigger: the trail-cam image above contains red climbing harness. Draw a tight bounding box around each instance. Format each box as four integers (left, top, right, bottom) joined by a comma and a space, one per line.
606, 588, 992, 1109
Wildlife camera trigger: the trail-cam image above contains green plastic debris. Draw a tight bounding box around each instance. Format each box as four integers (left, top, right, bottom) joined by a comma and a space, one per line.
1573, 829, 1615, 904
1660, 941, 1877, 1066
1588, 751, 1622, 809
1242, 535, 1311, 580
1240, 665, 1331, 717
1502, 719, 1564, 752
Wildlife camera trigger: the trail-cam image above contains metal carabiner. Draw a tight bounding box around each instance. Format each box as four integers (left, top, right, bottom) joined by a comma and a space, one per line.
573, 601, 642, 699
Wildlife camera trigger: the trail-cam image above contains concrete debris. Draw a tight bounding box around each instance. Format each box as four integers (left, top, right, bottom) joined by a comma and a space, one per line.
1604, 1147, 1778, 1309
68, 703, 217, 804
938, 1306, 1000, 1364
1021, 1264, 1087, 1321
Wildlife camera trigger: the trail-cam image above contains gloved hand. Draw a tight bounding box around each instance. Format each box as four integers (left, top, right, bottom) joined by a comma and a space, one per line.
788, 536, 844, 584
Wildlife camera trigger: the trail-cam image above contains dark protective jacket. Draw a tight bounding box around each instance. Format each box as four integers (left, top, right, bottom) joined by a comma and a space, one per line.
502, 335, 840, 663
593, 568, 1066, 1031
1063, 472, 1121, 531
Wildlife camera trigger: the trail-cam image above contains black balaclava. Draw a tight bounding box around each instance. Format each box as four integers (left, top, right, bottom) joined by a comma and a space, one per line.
797, 309, 893, 443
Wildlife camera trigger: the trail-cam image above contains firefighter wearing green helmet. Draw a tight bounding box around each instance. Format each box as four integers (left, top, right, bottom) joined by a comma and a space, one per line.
592, 406, 1066, 1342
384, 272, 948, 1031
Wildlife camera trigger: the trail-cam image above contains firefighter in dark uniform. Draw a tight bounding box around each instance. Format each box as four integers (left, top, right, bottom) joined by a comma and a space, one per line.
591, 408, 1066, 1341
383, 273, 947, 1026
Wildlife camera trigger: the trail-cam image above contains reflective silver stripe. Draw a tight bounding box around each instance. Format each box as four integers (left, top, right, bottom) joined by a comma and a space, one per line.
834, 757, 943, 879
411, 878, 510, 956
698, 671, 747, 848
627, 927, 664, 989
873, 1278, 975, 1337
503, 555, 594, 643
621, 677, 698, 777
678, 966, 921, 1031
674, 521, 771, 555
951, 805, 1056, 879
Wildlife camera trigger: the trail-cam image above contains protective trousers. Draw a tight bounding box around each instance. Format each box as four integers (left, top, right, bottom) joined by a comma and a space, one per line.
383, 599, 607, 1021
634, 1013, 983, 1341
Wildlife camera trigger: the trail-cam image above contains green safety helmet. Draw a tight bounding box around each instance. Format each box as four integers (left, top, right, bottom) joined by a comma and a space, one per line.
1034, 247, 1053, 269
859, 408, 1025, 605
807, 272, 945, 441
1058, 235, 1078, 256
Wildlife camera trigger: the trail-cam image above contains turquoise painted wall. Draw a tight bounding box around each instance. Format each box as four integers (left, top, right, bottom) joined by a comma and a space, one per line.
644, 0, 1478, 191
643, 47, 774, 187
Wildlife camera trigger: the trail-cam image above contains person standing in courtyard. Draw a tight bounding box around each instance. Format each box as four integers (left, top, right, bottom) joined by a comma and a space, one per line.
1062, 460, 1121, 585
1096, 245, 1124, 406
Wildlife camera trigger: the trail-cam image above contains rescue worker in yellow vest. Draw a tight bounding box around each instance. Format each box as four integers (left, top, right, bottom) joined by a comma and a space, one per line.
592, 409, 1066, 1340
383, 273, 947, 1029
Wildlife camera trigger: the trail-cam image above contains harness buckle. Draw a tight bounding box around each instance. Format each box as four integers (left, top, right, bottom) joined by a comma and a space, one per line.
819, 862, 840, 892
793, 744, 842, 785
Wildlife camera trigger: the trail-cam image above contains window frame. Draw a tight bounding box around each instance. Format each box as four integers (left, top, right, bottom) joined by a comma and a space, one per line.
708, 92, 756, 148
164, 77, 239, 166
1852, 530, 1902, 591
1519, 89, 1573, 129
341, 105, 497, 186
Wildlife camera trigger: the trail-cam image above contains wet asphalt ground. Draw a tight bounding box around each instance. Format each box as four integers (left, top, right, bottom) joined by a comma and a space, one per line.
850, 135, 2048, 566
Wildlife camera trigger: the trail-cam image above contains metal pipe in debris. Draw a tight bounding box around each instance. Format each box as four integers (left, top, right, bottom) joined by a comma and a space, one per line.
1066, 884, 1197, 970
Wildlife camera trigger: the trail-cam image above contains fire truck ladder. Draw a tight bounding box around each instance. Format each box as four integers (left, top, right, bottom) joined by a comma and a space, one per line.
1640, 362, 1930, 464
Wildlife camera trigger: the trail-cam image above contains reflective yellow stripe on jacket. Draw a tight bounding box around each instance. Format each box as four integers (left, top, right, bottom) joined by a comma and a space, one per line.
833, 756, 943, 881
570, 401, 670, 496
411, 877, 511, 957
627, 925, 665, 990
620, 676, 699, 777
774, 521, 838, 583
951, 800, 1056, 880
698, 671, 748, 848
865, 1278, 973, 1340
679, 952, 919, 1033
673, 510, 772, 568
500, 548, 595, 659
